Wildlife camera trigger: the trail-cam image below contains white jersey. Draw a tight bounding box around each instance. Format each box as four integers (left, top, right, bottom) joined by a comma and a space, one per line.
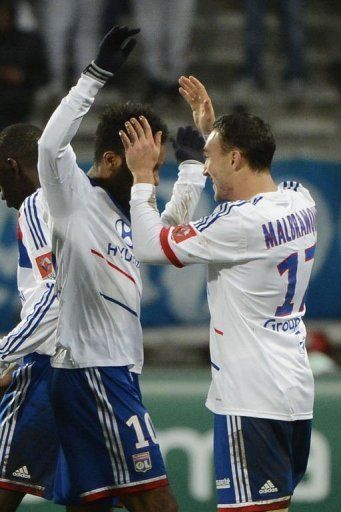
38, 74, 206, 370
130, 180, 316, 420
0, 188, 57, 362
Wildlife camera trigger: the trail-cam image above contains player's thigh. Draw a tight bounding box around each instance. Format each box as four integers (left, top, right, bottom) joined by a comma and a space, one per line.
120, 485, 178, 512
0, 488, 25, 512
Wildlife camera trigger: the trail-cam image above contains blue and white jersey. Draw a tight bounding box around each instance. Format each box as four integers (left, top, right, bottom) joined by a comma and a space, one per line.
0, 188, 57, 362
130, 181, 316, 420
38, 74, 206, 370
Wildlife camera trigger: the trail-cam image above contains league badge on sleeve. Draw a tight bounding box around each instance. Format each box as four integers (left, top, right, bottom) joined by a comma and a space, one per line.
171, 224, 197, 244
132, 452, 152, 473
35, 252, 55, 279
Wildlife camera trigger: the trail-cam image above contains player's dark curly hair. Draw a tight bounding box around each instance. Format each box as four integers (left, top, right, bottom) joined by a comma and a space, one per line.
0, 124, 42, 167
94, 102, 169, 164
213, 113, 276, 171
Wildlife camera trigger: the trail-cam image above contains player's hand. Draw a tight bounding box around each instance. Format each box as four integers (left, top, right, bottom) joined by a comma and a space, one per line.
119, 117, 162, 184
172, 126, 205, 164
0, 360, 17, 379
179, 75, 215, 136
0, 360, 16, 392
94, 25, 140, 74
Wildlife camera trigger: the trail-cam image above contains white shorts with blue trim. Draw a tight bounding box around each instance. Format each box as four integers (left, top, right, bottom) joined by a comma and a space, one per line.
214, 414, 312, 511
48, 365, 168, 506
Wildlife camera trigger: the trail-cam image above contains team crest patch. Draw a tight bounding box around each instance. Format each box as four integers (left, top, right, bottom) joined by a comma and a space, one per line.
132, 452, 152, 473
35, 252, 55, 279
171, 224, 197, 244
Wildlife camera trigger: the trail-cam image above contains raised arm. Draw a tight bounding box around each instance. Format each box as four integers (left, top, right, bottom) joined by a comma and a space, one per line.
178, 75, 216, 137
38, 26, 139, 217
161, 126, 206, 227
122, 117, 244, 266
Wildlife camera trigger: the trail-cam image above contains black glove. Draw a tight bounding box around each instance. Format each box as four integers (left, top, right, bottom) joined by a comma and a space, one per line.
172, 126, 205, 164
84, 26, 140, 82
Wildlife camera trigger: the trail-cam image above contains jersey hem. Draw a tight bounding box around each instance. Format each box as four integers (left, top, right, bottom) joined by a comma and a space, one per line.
50, 360, 143, 373
206, 400, 313, 421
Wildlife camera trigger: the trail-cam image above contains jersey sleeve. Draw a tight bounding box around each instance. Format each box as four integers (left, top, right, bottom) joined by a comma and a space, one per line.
38, 74, 104, 217
19, 192, 55, 284
160, 161, 206, 227
130, 184, 247, 266
0, 193, 59, 362
0, 282, 57, 362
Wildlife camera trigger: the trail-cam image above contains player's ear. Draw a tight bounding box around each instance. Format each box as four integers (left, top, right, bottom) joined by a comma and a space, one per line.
231, 149, 243, 171
7, 157, 20, 176
103, 151, 123, 171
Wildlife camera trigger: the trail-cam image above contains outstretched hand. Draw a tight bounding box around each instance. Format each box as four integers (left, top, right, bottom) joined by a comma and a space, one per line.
179, 75, 215, 136
94, 25, 140, 74
119, 117, 162, 184
172, 126, 205, 164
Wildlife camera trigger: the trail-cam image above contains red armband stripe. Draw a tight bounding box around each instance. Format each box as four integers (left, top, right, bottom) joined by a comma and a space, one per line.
160, 227, 184, 268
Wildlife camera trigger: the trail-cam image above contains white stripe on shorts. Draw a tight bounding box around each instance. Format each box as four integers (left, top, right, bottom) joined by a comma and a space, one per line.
226, 416, 240, 503
0, 364, 32, 476
226, 415, 251, 504
85, 368, 130, 485
236, 416, 252, 501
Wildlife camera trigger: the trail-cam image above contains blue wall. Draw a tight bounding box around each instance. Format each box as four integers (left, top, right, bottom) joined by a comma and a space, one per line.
0, 160, 340, 333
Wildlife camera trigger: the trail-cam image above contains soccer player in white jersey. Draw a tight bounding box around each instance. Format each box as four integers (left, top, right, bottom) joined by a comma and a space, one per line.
0, 124, 59, 511
37, 27, 206, 512
121, 80, 316, 512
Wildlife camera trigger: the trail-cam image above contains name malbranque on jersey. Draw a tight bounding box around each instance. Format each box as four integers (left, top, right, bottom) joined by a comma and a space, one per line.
262, 206, 316, 249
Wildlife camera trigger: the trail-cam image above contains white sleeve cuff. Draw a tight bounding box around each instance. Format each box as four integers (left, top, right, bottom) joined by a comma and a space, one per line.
131, 183, 156, 199
178, 161, 206, 186
76, 73, 105, 97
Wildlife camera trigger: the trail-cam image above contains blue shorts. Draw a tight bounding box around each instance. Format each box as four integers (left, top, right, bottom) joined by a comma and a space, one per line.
48, 366, 168, 506
214, 414, 312, 511
0, 353, 59, 500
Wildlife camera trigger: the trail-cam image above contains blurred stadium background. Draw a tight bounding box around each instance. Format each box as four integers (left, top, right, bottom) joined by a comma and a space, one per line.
0, 0, 340, 510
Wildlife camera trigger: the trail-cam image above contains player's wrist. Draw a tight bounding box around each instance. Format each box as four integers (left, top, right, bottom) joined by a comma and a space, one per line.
83, 61, 114, 84
133, 172, 155, 185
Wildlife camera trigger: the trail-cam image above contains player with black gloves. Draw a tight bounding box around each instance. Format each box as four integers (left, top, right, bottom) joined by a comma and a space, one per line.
37, 25, 205, 512
172, 125, 205, 164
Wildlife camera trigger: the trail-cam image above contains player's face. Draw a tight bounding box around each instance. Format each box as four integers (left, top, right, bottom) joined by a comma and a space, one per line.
153, 144, 166, 186
203, 131, 235, 201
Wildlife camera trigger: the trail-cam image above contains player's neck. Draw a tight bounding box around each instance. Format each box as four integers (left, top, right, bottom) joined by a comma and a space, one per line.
89, 165, 132, 214
232, 170, 277, 201
24, 170, 40, 198
93, 176, 132, 214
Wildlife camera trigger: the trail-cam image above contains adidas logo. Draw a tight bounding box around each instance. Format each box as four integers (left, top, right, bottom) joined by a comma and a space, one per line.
216, 478, 231, 489
12, 466, 31, 479
259, 480, 278, 494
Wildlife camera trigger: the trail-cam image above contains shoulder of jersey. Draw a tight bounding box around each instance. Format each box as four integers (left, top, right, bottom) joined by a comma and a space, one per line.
20, 188, 49, 249
193, 200, 248, 232
278, 180, 314, 203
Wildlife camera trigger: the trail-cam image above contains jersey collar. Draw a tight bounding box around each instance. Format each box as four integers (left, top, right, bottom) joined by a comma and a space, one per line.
88, 177, 131, 223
